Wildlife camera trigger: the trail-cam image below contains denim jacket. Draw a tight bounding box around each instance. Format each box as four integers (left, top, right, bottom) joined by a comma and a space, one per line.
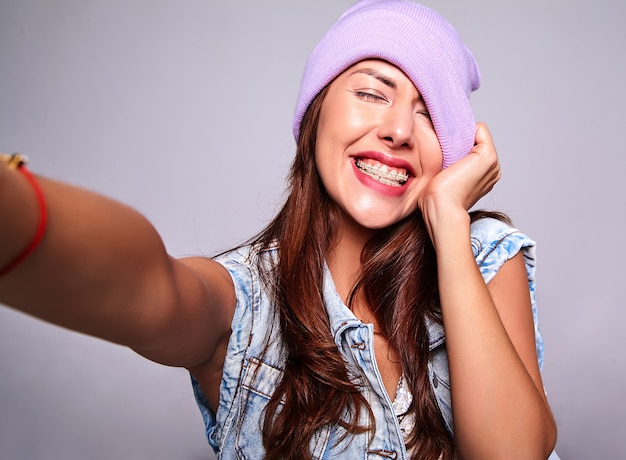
191, 217, 554, 459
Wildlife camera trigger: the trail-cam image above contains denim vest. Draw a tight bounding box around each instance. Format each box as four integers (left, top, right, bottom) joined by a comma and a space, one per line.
191, 218, 551, 459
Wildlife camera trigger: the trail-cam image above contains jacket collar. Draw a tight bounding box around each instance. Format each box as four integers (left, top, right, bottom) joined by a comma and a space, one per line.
323, 263, 445, 351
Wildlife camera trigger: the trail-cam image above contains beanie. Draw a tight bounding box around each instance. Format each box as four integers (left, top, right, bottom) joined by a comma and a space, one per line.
292, 0, 480, 168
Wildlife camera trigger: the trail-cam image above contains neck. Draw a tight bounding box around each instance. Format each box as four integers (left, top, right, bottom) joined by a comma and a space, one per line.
326, 214, 375, 305
326, 216, 388, 335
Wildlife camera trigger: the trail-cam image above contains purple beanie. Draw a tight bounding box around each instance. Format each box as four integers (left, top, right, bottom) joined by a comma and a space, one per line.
293, 0, 480, 168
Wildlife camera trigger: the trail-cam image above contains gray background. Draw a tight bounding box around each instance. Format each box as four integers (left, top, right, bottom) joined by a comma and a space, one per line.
0, 0, 624, 458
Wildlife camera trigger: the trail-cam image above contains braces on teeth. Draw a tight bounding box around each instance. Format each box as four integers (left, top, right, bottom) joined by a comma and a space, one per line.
356, 159, 409, 186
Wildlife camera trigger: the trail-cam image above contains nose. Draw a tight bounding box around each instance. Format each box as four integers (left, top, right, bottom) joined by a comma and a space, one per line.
378, 103, 415, 149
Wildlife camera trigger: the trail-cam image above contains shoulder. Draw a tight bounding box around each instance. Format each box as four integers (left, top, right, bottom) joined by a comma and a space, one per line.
470, 216, 536, 285
211, 243, 279, 335
471, 216, 545, 367
213, 244, 259, 269
213, 243, 277, 289
214, 243, 278, 270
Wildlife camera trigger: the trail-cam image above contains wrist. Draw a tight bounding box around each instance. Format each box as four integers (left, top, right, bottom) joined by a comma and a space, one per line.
421, 199, 470, 247
0, 153, 48, 276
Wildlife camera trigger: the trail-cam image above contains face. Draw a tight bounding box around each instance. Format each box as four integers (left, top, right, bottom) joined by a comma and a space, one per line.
315, 59, 443, 231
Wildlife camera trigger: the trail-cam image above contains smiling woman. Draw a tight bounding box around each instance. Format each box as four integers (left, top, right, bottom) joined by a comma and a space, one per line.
315, 60, 443, 229
0, 1, 561, 459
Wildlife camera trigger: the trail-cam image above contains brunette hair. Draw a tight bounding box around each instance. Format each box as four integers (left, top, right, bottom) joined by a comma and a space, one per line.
247, 84, 465, 459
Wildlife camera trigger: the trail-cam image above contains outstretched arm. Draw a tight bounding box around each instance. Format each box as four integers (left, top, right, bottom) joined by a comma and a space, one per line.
0, 157, 235, 370
418, 125, 557, 459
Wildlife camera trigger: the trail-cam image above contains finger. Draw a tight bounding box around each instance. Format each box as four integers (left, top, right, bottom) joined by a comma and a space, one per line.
473, 123, 499, 176
474, 122, 497, 155
474, 122, 494, 150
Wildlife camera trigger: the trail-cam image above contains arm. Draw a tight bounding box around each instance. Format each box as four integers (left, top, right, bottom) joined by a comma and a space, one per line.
0, 158, 235, 369
418, 125, 557, 459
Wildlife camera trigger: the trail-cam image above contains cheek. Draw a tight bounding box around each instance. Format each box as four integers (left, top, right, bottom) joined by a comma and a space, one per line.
426, 145, 443, 172
315, 107, 339, 159
317, 93, 367, 144
314, 128, 333, 180
417, 127, 443, 173
314, 104, 354, 178
313, 137, 337, 195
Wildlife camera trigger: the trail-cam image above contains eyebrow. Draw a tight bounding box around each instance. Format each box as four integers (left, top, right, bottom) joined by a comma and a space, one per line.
349, 67, 397, 89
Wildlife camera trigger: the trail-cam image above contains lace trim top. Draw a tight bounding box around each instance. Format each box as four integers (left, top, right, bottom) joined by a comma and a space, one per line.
392, 374, 416, 445
392, 375, 443, 459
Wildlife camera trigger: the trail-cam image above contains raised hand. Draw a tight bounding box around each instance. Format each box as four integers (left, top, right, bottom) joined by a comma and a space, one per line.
418, 122, 501, 244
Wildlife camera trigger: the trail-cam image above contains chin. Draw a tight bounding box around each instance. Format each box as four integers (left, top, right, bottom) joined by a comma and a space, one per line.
336, 196, 416, 232
352, 212, 407, 231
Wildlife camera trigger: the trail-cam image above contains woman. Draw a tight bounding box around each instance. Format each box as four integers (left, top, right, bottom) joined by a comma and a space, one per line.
0, 0, 557, 458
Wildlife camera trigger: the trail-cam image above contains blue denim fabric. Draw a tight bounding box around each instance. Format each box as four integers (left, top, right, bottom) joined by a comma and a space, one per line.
191, 217, 555, 459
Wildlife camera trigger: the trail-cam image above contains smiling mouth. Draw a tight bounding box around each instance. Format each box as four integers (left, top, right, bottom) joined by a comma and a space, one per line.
355, 158, 409, 187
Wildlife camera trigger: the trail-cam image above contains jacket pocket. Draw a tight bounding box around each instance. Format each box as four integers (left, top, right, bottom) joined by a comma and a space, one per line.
233, 357, 283, 458
233, 357, 332, 460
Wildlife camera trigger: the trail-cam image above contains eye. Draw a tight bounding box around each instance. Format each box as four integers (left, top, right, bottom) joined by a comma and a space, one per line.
416, 109, 432, 124
354, 90, 388, 103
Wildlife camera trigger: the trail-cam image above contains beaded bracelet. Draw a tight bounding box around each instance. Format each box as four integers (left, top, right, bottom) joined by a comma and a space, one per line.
0, 153, 48, 276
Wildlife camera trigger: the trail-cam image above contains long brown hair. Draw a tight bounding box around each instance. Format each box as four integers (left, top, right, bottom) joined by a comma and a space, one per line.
251, 86, 455, 459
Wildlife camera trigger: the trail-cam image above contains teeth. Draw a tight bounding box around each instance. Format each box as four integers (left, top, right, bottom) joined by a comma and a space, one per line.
356, 159, 409, 187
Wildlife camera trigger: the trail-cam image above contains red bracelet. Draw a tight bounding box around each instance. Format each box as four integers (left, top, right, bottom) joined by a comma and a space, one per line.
0, 154, 48, 276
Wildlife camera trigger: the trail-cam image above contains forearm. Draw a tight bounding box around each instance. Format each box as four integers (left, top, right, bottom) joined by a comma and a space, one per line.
430, 209, 556, 458
0, 162, 178, 346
